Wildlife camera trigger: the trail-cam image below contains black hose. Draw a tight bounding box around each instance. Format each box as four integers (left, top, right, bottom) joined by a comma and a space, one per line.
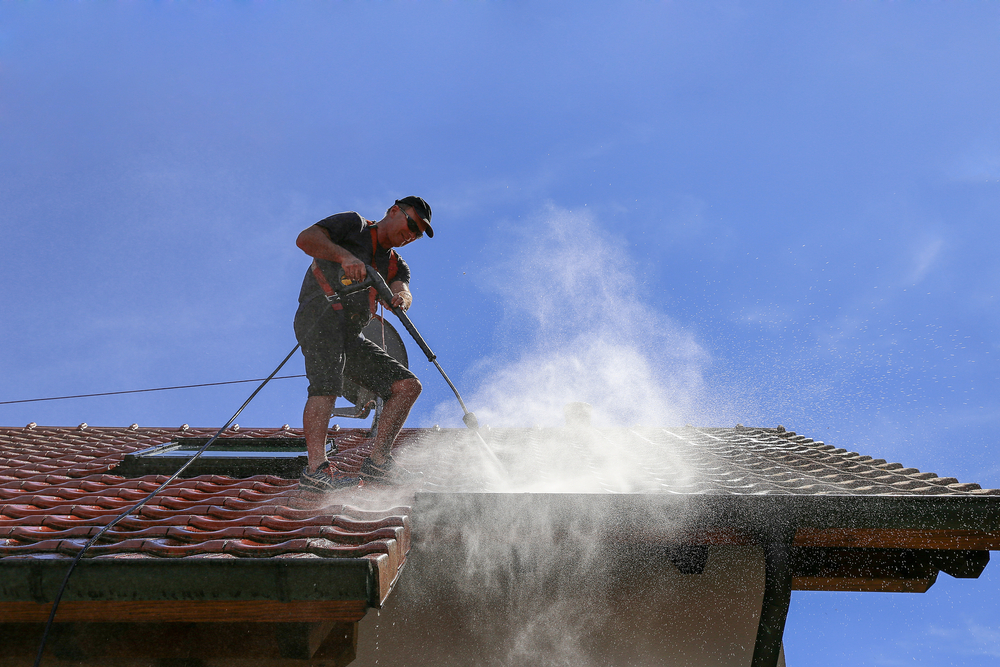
32, 343, 301, 667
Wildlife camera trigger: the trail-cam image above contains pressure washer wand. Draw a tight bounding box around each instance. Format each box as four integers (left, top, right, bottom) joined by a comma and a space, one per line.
347, 266, 502, 467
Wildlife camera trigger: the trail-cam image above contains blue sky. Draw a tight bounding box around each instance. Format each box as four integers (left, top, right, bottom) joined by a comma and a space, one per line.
2, 2, 999, 664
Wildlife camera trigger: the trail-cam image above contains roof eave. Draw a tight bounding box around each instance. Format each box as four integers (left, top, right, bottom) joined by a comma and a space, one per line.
0, 557, 388, 623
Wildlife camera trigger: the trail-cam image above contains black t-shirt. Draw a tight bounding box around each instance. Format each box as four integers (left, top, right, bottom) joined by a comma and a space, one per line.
297, 211, 411, 318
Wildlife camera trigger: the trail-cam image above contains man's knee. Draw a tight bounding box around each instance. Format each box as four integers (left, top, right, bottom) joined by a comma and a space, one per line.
305, 394, 337, 408
304, 394, 337, 417
391, 378, 422, 402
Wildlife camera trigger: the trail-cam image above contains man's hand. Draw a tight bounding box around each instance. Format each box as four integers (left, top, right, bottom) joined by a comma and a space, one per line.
297, 225, 367, 281
340, 255, 367, 283
389, 281, 412, 310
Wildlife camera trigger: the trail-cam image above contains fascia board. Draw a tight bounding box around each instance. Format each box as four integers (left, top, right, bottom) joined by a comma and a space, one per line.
0, 558, 377, 606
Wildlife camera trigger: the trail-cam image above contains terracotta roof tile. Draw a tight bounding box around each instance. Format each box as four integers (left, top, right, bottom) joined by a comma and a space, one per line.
0, 425, 411, 612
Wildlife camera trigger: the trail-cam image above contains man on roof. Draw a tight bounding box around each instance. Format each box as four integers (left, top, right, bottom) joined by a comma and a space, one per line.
293, 196, 434, 491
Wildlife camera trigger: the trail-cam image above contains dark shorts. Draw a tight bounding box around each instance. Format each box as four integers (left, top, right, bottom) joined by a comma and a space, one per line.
294, 299, 416, 399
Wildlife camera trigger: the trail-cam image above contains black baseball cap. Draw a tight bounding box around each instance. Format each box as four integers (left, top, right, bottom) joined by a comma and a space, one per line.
395, 196, 434, 238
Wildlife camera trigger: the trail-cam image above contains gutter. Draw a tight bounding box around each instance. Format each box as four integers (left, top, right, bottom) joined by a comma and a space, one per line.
0, 558, 383, 623
416, 492, 1000, 536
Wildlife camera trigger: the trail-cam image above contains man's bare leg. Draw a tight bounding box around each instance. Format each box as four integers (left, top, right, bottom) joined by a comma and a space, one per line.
303, 395, 337, 472
368, 378, 421, 466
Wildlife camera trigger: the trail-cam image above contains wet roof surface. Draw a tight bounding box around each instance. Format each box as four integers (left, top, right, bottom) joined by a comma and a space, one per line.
407, 425, 999, 496
2, 423, 997, 564
0, 425, 411, 578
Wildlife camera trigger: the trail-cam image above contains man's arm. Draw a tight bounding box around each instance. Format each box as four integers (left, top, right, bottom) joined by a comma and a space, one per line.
296, 225, 367, 282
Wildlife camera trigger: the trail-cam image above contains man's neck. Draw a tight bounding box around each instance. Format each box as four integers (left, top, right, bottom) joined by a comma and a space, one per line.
375, 223, 389, 250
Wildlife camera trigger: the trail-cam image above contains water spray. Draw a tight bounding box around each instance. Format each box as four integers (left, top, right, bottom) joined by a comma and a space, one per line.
336, 265, 504, 469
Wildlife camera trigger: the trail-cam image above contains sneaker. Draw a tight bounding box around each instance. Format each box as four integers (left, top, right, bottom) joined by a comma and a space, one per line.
299, 461, 358, 492
358, 455, 423, 484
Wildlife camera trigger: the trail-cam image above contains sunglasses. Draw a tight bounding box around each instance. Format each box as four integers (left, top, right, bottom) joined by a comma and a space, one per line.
396, 204, 424, 239
398, 205, 424, 239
